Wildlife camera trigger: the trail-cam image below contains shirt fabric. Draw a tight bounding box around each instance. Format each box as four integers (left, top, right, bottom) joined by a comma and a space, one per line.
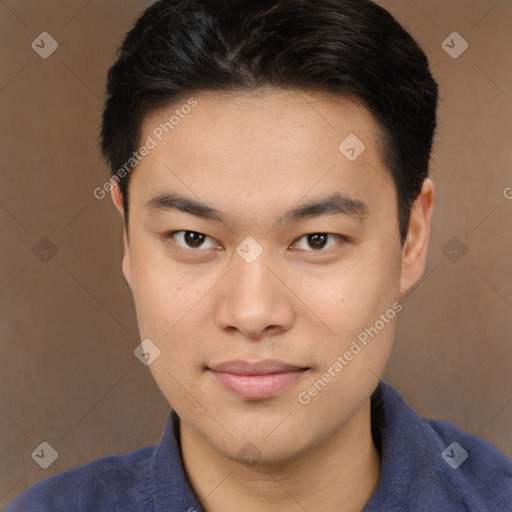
5, 381, 512, 511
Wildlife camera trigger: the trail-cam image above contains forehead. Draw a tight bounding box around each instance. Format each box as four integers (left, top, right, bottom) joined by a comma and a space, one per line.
131, 88, 394, 226
142, 88, 382, 159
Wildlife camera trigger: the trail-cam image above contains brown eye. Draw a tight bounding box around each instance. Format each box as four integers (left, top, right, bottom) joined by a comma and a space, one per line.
307, 233, 328, 250
292, 233, 345, 251
167, 231, 217, 250
183, 231, 205, 248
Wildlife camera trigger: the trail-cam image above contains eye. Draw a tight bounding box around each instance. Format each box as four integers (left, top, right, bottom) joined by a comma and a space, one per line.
291, 233, 347, 251
166, 230, 219, 250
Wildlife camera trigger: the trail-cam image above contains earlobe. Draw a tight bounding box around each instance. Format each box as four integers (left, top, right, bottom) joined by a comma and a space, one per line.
400, 178, 435, 294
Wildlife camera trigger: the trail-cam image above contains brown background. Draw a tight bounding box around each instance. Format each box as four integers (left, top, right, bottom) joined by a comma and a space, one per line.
1, 0, 511, 506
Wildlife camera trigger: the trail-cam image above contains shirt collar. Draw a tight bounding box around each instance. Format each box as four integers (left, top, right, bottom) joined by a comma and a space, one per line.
150, 408, 205, 512
149, 381, 439, 512
363, 381, 439, 510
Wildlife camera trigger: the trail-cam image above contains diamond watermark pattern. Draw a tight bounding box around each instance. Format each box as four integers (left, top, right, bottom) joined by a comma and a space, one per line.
237, 442, 262, 465
31, 442, 58, 469
236, 237, 263, 264
442, 237, 468, 263
338, 134, 366, 161
441, 32, 468, 59
31, 32, 59, 59
134, 338, 161, 366
32, 237, 58, 263
442, 442, 468, 468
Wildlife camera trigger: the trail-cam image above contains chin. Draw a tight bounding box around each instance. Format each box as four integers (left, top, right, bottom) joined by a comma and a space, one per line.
228, 439, 307, 468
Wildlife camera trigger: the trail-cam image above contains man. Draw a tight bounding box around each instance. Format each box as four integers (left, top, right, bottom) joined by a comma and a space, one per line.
7, 0, 511, 511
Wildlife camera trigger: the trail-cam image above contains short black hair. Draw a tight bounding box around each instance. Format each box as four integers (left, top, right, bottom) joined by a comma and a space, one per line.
100, 0, 438, 244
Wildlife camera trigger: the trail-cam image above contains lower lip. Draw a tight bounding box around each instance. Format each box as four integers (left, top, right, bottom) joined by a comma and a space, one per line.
208, 369, 307, 400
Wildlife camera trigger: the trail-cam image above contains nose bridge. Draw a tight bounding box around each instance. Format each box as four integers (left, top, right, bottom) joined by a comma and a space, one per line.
230, 249, 276, 308
215, 248, 294, 337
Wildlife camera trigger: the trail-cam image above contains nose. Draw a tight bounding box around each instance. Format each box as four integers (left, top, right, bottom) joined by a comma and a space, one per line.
215, 253, 295, 340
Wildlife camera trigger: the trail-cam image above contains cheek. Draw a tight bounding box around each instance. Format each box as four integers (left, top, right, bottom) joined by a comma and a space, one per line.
293, 250, 399, 331
293, 256, 399, 418
128, 246, 223, 395
291, 252, 401, 392
129, 241, 206, 336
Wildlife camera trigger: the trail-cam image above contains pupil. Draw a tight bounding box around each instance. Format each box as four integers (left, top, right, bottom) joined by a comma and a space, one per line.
309, 233, 327, 250
185, 231, 204, 248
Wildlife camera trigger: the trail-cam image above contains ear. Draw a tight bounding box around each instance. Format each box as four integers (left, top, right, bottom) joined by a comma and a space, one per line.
111, 180, 133, 290
400, 178, 435, 294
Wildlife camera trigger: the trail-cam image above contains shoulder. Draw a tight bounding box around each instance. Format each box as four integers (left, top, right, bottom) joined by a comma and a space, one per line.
5, 445, 156, 512
375, 381, 512, 511
426, 417, 512, 510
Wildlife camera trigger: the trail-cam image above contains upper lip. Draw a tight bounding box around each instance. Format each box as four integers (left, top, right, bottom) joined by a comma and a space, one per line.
208, 359, 309, 375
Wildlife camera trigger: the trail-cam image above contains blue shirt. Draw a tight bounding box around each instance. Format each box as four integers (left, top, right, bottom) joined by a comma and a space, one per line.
6, 381, 512, 511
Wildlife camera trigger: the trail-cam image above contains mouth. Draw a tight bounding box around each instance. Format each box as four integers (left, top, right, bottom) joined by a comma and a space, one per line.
206, 360, 311, 400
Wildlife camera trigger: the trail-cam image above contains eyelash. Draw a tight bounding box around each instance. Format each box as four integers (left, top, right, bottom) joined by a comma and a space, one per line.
164, 230, 349, 252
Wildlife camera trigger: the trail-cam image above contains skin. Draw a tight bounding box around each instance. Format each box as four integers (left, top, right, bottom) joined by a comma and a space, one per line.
111, 88, 435, 512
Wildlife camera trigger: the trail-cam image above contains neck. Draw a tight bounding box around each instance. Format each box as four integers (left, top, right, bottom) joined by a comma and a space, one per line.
180, 398, 380, 512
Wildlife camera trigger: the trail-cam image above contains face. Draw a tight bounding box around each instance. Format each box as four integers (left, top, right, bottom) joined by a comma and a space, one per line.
112, 88, 432, 465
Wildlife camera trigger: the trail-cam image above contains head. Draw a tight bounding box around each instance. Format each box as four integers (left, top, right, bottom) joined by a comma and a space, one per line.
100, 0, 437, 465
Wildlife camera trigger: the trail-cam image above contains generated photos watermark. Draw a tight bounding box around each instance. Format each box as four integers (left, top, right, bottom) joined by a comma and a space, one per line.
93, 97, 198, 200
298, 302, 402, 405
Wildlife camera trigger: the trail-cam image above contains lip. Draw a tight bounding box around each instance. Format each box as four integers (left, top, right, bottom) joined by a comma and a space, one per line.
207, 359, 310, 400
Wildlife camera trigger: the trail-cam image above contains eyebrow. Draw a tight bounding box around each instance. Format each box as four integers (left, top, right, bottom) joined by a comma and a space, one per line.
144, 191, 369, 224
